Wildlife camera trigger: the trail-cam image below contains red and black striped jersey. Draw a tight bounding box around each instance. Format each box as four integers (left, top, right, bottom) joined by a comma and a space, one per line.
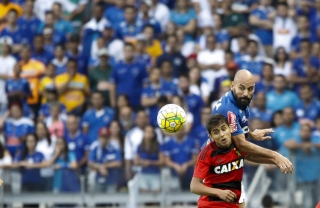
193, 141, 245, 208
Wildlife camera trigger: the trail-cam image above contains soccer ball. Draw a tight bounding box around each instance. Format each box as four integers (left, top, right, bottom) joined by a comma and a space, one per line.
157, 104, 187, 133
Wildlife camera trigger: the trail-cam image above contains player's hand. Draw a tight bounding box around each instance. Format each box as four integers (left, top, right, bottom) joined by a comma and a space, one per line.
274, 153, 293, 174
250, 128, 274, 141
217, 190, 237, 202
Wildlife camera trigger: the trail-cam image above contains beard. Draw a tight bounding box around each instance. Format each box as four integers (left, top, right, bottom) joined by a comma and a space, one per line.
232, 90, 252, 109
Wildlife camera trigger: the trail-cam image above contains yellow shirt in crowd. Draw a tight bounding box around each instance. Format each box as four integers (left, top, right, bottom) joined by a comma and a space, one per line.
20, 59, 45, 105
146, 40, 163, 60
55, 73, 89, 111
39, 76, 55, 104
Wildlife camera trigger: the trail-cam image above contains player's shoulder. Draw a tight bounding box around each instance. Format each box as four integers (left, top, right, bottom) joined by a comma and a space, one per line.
198, 142, 217, 161
212, 92, 238, 115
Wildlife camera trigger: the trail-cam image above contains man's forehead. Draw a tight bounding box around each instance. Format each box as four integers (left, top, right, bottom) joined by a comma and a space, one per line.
237, 82, 255, 88
212, 123, 228, 130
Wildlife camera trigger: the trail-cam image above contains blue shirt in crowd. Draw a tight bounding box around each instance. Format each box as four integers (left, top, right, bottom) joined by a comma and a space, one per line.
266, 90, 300, 113
17, 16, 42, 37
38, 103, 67, 118
294, 99, 320, 123
250, 107, 273, 123
137, 145, 162, 174
162, 136, 197, 177
32, 50, 54, 65
89, 141, 122, 185
65, 131, 90, 163
111, 60, 148, 108
115, 20, 144, 40
250, 6, 273, 45
237, 55, 264, 76
104, 6, 125, 27
0, 26, 32, 45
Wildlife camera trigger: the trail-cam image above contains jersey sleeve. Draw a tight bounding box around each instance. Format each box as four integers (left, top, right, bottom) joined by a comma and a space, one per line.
81, 111, 90, 127
193, 147, 211, 179
212, 102, 244, 136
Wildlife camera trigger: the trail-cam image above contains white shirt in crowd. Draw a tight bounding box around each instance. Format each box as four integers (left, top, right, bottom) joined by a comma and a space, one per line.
149, 2, 170, 31
273, 16, 297, 52
274, 61, 292, 77
197, 48, 227, 92
36, 137, 57, 178
0, 55, 16, 105
91, 39, 124, 63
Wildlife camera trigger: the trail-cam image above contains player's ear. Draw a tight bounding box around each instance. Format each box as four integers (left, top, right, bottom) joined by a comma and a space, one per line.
230, 81, 235, 90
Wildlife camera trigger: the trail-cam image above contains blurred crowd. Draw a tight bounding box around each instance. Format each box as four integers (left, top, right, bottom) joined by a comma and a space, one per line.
0, 0, 320, 207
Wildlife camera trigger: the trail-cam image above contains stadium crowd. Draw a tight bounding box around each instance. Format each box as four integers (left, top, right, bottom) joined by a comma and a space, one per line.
0, 0, 320, 207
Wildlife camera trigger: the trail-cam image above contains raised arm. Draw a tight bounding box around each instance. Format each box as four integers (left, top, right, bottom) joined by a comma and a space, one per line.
232, 134, 293, 173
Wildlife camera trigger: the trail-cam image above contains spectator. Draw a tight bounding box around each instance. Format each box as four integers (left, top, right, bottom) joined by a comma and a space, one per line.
156, 35, 187, 78
45, 102, 65, 138
273, 47, 291, 78
237, 39, 264, 82
271, 110, 283, 128
272, 2, 297, 53
81, 91, 115, 145
109, 120, 124, 150
110, 43, 148, 109
197, 35, 227, 92
17, 0, 42, 37
49, 137, 80, 193
170, 0, 196, 41
290, 39, 319, 95
0, 0, 22, 28
39, 63, 56, 104
159, 60, 178, 88
90, 22, 124, 66
221, 0, 246, 37
103, 0, 125, 27
42, 23, 66, 55
88, 48, 113, 106
19, 44, 45, 115
149, 0, 170, 31
163, 128, 197, 191
51, 44, 68, 76
82, 2, 108, 58
266, 75, 299, 113
141, 68, 176, 127
134, 35, 152, 71
35, 121, 55, 192
290, 15, 317, 59
115, 5, 143, 42
0, 141, 12, 191
38, 88, 67, 121
88, 127, 122, 193
142, 25, 163, 63
0, 101, 34, 157
138, 2, 162, 36
60, 0, 88, 33
13, 133, 46, 192
294, 84, 320, 128
249, 0, 274, 57
233, 35, 248, 63
284, 124, 320, 208
0, 9, 32, 53
55, 59, 90, 114
178, 74, 204, 134
255, 59, 274, 94
134, 125, 163, 192
65, 115, 89, 171
118, 106, 134, 134
33, 0, 57, 22
124, 109, 149, 181
5, 64, 32, 118
250, 92, 273, 127
31, 35, 54, 65
189, 106, 211, 150
0, 40, 16, 112
171, 95, 193, 134
188, 67, 210, 104
51, 2, 74, 37
115, 94, 130, 119
66, 34, 88, 75
269, 107, 300, 191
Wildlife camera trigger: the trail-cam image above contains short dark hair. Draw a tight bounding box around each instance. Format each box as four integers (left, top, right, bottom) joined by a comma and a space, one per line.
248, 39, 258, 47
261, 194, 273, 208
276, 2, 288, 8
124, 42, 134, 49
206, 114, 229, 135
67, 58, 78, 65
124, 5, 136, 11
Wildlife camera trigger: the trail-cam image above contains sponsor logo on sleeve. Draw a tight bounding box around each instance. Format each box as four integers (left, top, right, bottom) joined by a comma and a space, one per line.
228, 111, 237, 133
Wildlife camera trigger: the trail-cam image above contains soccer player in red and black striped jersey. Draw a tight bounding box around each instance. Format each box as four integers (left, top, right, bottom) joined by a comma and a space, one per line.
190, 114, 274, 208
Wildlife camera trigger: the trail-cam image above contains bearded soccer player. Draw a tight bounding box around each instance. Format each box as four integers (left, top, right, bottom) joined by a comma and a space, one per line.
206, 70, 293, 174
191, 114, 275, 208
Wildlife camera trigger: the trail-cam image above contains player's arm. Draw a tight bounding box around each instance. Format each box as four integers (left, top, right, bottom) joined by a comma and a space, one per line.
190, 177, 237, 203
245, 155, 274, 164
232, 134, 293, 173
